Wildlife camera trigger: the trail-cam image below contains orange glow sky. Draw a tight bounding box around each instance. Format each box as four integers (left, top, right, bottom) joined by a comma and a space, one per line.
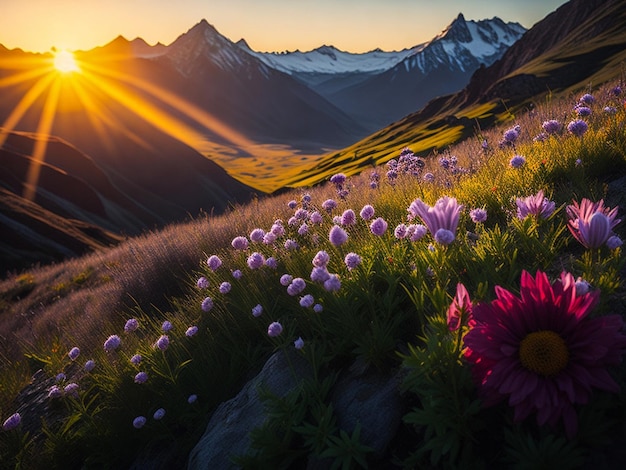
2, 0, 569, 54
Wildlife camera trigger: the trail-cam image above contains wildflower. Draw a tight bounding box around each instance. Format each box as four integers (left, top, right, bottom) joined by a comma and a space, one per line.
311, 266, 331, 283
302, 193, 311, 205
341, 209, 356, 226
265, 257, 278, 269
567, 119, 588, 137
313, 304, 324, 313
503, 126, 520, 143
312, 251, 330, 268
104, 335, 121, 352
309, 211, 323, 224
509, 155, 526, 169
287, 278, 306, 296
196, 277, 209, 289
267, 322, 283, 337
247, 252, 265, 269
186, 326, 198, 337
611, 85, 622, 96
130, 354, 142, 365
287, 200, 297, 209
434, 229, 455, 245
408, 196, 463, 244
321, 199, 337, 212
48, 385, 62, 399
300, 294, 315, 308
2, 413, 21, 431
55, 372, 66, 382
201, 297, 213, 312
162, 320, 173, 332
231, 236, 249, 250
394, 224, 408, 239
579, 93, 595, 105
294, 337, 305, 350
330, 173, 346, 186
188, 394, 198, 404
369, 217, 388, 236
516, 190, 556, 219
232, 269, 242, 279
153, 408, 166, 420
607, 235, 623, 250
533, 132, 548, 143
360, 205, 375, 220
575, 277, 591, 296
133, 416, 147, 429
542, 119, 561, 135
298, 224, 309, 236
134, 372, 148, 384
249, 228, 265, 243
124, 318, 139, 332
207, 255, 222, 271
252, 304, 263, 317
68, 347, 80, 361
332, 215, 342, 224
329, 225, 348, 246
280, 274, 293, 286
447, 283, 472, 331
323, 274, 341, 292
604, 106, 617, 115
463, 270, 626, 438
567, 198, 620, 248
344, 252, 361, 270
219, 282, 232, 294
155, 335, 170, 351
271, 222, 285, 237
408, 224, 427, 242
470, 208, 487, 223
64, 383, 79, 397
423, 172, 435, 183
284, 239, 299, 250
84, 360, 96, 372
575, 159, 582, 167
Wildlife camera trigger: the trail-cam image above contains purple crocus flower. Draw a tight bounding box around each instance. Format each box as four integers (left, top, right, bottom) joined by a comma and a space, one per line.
313, 304, 324, 313
344, 252, 362, 270
469, 208, 488, 223
247, 252, 265, 269
329, 225, 348, 246
369, 217, 388, 236
219, 282, 232, 294
567, 198, 621, 249
201, 297, 213, 312
509, 155, 526, 169
267, 322, 283, 337
84, 360, 96, 372
207, 255, 222, 271
3, 413, 21, 431
48, 385, 62, 399
408, 196, 464, 244
134, 372, 148, 384
155, 335, 170, 351
516, 190, 555, 219
312, 250, 330, 268
567, 119, 588, 137
360, 205, 375, 220
133, 416, 147, 429
299, 294, 315, 308
186, 326, 199, 337
55, 372, 66, 382
196, 277, 209, 289
153, 408, 166, 420
104, 335, 121, 352
124, 318, 139, 332
64, 383, 79, 397
231, 236, 249, 250
68, 347, 80, 361
252, 304, 263, 317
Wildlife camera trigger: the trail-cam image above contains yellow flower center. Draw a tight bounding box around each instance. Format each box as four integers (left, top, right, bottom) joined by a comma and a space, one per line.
518, 330, 569, 377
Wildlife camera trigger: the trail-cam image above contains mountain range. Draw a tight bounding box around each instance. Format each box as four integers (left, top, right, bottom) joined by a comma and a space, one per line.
1, 0, 625, 274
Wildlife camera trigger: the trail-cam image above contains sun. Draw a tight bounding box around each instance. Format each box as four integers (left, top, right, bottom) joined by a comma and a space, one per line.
53, 50, 79, 73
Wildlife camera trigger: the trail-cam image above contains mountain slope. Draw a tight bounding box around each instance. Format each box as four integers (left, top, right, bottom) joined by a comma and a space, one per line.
282, 0, 626, 187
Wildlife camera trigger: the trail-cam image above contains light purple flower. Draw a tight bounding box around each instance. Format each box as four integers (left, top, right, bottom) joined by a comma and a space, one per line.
509, 155, 526, 169
263, 231, 277, 244
284, 239, 299, 250
423, 172, 435, 183
394, 223, 408, 239
153, 408, 166, 420
360, 205, 375, 220
311, 267, 331, 283
408, 196, 463, 243
55, 372, 66, 382
330, 173, 346, 186
294, 208, 308, 221
48, 385, 62, 399
252, 304, 263, 317
344, 252, 361, 270
408, 224, 427, 242
312, 250, 330, 268
322, 199, 337, 213
579, 93, 595, 105
265, 257, 278, 269
516, 190, 556, 219
302, 194, 311, 205
247, 252, 265, 269
542, 119, 561, 135
294, 337, 304, 350
297, 224, 308, 236
104, 335, 121, 352
567, 119, 588, 137
130, 354, 142, 365
188, 394, 198, 404
232, 269, 242, 279
3, 413, 21, 431
231, 236, 249, 250
607, 235, 623, 250
271, 222, 285, 237
134, 372, 148, 384
133, 416, 147, 429
576, 106, 592, 117
267, 322, 284, 337
68, 347, 80, 361
155, 335, 170, 351
323, 274, 341, 292
313, 304, 324, 313
604, 106, 617, 115
162, 320, 173, 332
575, 277, 591, 296
196, 277, 209, 289
219, 282, 232, 294
503, 126, 520, 143
329, 225, 348, 246
249, 228, 265, 243
186, 326, 199, 337
207, 255, 222, 271
124, 318, 139, 332
288, 216, 298, 226
341, 209, 356, 226
567, 198, 621, 249
280, 274, 293, 286
287, 278, 306, 296
333, 215, 342, 224
469, 208, 488, 223
288, 200, 298, 209
369, 217, 388, 236
434, 229, 455, 245
300, 294, 315, 308
309, 211, 323, 224
84, 360, 95, 372
201, 297, 213, 312
64, 383, 79, 397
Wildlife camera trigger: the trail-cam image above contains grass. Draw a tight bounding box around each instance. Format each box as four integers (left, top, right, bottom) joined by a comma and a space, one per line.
1, 78, 626, 468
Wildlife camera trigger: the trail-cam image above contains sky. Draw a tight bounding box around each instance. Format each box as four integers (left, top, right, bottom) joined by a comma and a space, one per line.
1, 0, 570, 54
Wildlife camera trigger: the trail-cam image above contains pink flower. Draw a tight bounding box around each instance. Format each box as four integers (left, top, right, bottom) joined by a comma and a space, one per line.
463, 270, 626, 438
447, 283, 472, 331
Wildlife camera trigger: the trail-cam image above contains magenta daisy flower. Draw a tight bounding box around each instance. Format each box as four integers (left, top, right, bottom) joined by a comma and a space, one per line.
463, 270, 626, 438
